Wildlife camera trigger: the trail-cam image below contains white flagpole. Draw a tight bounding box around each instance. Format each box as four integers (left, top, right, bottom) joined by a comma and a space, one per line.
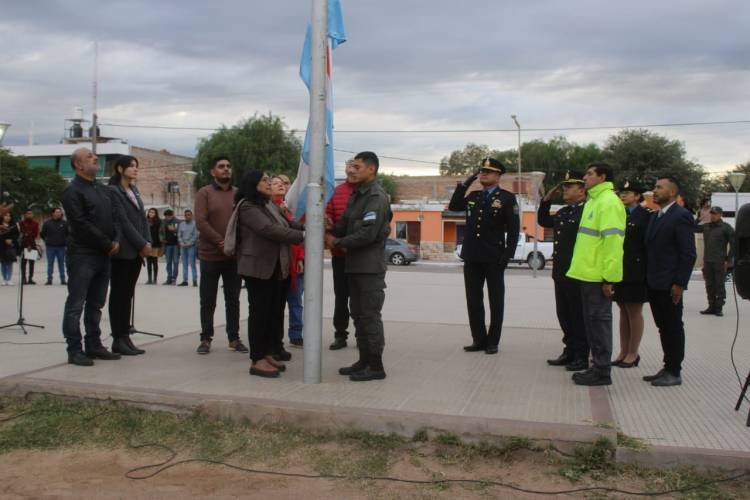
303, 0, 328, 384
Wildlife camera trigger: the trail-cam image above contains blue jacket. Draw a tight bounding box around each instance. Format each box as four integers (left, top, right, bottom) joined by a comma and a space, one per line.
645, 203, 696, 290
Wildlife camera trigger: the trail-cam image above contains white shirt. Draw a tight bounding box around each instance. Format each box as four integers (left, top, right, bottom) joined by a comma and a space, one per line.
658, 200, 676, 218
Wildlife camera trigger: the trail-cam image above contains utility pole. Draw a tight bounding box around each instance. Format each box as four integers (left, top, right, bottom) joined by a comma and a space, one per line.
91, 42, 99, 156
303, 0, 328, 384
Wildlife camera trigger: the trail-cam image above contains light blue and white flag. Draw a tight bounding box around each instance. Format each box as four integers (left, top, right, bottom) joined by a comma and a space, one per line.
286, 0, 347, 220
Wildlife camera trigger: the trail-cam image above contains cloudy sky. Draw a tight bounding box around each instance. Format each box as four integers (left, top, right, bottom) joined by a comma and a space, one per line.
1, 0, 748, 176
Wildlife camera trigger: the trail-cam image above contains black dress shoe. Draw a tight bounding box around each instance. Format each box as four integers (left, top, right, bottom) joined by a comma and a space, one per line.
349, 367, 386, 381
699, 307, 715, 315
272, 350, 292, 362
485, 346, 499, 355
68, 351, 94, 366
651, 372, 682, 386
463, 343, 486, 352
565, 358, 589, 371
124, 336, 146, 355
547, 352, 573, 366
111, 338, 139, 356
86, 346, 121, 360
643, 369, 667, 382
329, 338, 347, 350
714, 309, 724, 317
572, 370, 611, 386
339, 361, 367, 375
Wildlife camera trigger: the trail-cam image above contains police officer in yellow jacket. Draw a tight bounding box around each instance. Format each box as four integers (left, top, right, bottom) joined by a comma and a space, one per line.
566, 162, 626, 386
448, 157, 520, 354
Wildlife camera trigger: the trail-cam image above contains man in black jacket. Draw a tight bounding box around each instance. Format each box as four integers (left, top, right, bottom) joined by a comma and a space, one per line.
538, 171, 589, 371
448, 157, 520, 355
60, 148, 122, 366
41, 207, 68, 285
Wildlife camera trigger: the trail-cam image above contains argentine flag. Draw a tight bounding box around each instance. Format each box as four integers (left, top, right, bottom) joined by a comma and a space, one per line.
286, 0, 347, 220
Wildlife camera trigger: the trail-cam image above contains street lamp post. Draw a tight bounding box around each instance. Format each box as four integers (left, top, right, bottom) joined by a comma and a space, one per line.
0, 123, 11, 204
183, 170, 198, 212
511, 115, 521, 194
529, 171, 546, 278
729, 172, 747, 225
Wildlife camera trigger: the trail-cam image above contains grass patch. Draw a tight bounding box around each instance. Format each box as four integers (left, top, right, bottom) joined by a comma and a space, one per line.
616, 431, 647, 451
558, 437, 616, 482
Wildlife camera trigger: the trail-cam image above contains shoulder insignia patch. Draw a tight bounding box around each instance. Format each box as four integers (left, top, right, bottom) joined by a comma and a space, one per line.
363, 211, 377, 221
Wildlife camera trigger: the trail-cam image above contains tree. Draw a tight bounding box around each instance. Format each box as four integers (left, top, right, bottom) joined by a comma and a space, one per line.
0, 149, 67, 217
602, 129, 706, 207
193, 113, 302, 187
704, 161, 750, 193
377, 173, 397, 200
439, 143, 503, 176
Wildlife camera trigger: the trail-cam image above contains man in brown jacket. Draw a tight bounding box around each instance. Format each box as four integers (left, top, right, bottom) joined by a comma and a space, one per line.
194, 156, 247, 355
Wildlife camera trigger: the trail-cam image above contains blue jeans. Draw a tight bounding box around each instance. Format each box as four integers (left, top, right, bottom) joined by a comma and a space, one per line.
61, 254, 111, 353
165, 245, 179, 282
287, 273, 304, 340
46, 246, 66, 282
1, 261, 12, 282
180, 245, 197, 283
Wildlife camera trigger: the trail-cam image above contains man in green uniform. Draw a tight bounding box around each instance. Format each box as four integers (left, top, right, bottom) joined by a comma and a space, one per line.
696, 207, 735, 316
326, 151, 393, 381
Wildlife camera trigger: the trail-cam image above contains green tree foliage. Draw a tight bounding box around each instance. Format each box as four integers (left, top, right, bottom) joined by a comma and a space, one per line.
0, 149, 67, 217
193, 114, 302, 187
439, 143, 499, 176
703, 161, 750, 193
376, 173, 397, 201
602, 129, 705, 206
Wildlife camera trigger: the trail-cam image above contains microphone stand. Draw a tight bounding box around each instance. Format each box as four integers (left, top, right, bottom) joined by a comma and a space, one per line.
0, 268, 45, 335
128, 293, 163, 338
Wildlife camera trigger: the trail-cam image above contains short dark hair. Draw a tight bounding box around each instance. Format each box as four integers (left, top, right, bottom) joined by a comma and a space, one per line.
184, 209, 192, 215
586, 162, 613, 181
211, 156, 231, 169
354, 151, 379, 172
51, 207, 62, 213
658, 176, 681, 194
164, 209, 174, 216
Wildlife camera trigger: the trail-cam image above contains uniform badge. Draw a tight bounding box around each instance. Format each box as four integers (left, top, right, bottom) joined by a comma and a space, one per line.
483, 159, 491, 168
491, 199, 502, 209
565, 171, 570, 181
624, 180, 630, 189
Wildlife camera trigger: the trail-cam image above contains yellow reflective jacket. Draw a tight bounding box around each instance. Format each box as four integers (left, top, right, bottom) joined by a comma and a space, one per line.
566, 181, 626, 283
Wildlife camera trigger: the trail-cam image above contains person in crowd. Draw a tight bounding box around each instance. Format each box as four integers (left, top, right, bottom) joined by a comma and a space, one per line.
696, 206, 735, 317
0, 211, 19, 286
325, 159, 357, 350
237, 170, 304, 378
325, 151, 393, 381
448, 157, 520, 355
145, 208, 162, 284
271, 175, 305, 348
643, 177, 696, 387
61, 147, 121, 366
107, 155, 151, 356
566, 162, 626, 386
19, 209, 39, 285
41, 207, 69, 285
194, 156, 246, 355
538, 171, 589, 372
612, 181, 651, 369
160, 209, 180, 285
178, 209, 198, 287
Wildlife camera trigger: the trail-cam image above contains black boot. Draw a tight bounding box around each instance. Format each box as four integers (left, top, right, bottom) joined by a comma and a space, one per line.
350, 352, 386, 381
339, 341, 368, 375
700, 306, 715, 315
124, 335, 146, 355
112, 337, 140, 356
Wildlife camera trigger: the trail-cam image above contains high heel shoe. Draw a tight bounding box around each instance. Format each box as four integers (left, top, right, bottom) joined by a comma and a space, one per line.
616, 355, 640, 368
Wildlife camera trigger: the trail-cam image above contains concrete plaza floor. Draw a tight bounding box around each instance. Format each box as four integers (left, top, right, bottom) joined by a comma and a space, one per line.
0, 261, 748, 469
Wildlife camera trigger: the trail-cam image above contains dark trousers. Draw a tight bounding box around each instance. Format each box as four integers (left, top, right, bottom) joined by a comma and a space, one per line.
62, 254, 110, 354
703, 261, 726, 309
580, 282, 613, 376
199, 259, 240, 342
348, 273, 386, 358
648, 288, 685, 376
554, 278, 589, 359
462, 260, 506, 348
109, 258, 142, 339
146, 256, 159, 282
21, 258, 35, 283
332, 256, 350, 338
165, 244, 179, 282
245, 276, 289, 362
46, 246, 66, 282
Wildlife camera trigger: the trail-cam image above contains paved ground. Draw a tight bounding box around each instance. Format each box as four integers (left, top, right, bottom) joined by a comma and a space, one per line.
1, 259, 748, 467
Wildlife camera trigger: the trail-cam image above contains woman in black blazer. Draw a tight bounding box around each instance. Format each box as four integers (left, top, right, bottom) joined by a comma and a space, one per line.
613, 181, 651, 368
108, 155, 152, 356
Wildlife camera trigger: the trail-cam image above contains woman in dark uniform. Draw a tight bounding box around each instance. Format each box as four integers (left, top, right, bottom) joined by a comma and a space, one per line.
613, 181, 651, 368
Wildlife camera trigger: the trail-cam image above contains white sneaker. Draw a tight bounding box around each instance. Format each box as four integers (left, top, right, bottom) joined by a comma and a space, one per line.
1, 281, 6, 286
7, 281, 14, 286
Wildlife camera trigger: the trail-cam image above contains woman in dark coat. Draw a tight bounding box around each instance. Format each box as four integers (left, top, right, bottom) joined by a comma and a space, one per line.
145, 208, 162, 284
235, 170, 304, 378
108, 155, 151, 356
0, 211, 20, 285
613, 181, 651, 368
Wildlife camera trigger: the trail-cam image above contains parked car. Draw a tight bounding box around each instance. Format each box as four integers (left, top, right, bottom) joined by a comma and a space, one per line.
385, 238, 419, 265
453, 233, 553, 270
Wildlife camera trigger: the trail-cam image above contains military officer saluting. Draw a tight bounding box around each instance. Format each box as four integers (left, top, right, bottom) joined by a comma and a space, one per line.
538, 171, 589, 371
449, 157, 520, 354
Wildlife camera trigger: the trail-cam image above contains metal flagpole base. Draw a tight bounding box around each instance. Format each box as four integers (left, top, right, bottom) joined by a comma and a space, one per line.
0, 317, 45, 335
128, 325, 164, 338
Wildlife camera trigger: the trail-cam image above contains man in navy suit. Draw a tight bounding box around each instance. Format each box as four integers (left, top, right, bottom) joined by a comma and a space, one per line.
644, 177, 696, 387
